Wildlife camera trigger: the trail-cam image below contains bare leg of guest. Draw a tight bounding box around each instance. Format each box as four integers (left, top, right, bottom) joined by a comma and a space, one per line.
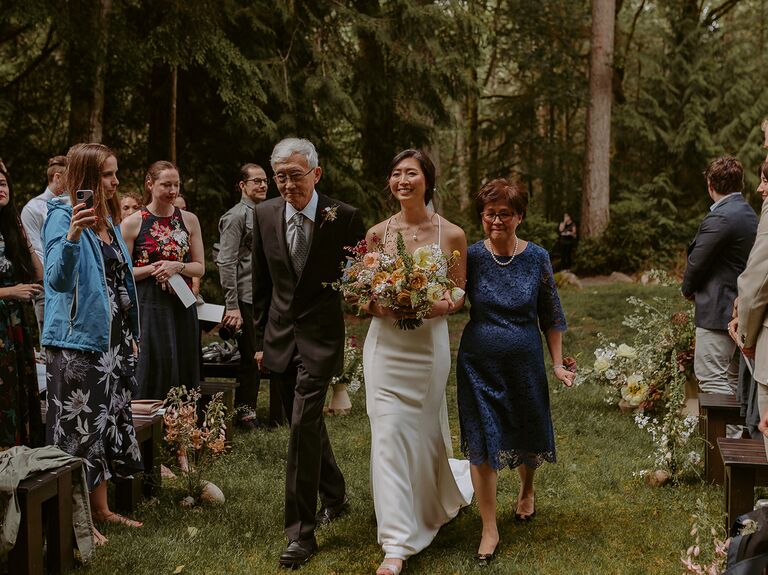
516, 464, 536, 518
470, 462, 499, 555
89, 481, 143, 528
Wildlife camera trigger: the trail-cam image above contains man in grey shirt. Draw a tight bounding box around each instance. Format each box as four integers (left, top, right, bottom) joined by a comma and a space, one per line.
20, 155, 68, 335
216, 163, 268, 428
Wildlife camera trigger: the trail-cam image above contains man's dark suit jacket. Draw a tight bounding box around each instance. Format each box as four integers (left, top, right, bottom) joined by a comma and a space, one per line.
682, 192, 758, 331
252, 193, 365, 378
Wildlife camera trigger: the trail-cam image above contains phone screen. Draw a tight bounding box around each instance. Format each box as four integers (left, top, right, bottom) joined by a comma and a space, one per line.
76, 189, 94, 209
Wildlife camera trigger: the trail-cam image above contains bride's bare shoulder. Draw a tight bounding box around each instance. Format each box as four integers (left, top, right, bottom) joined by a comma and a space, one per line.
437, 215, 467, 241
366, 218, 391, 240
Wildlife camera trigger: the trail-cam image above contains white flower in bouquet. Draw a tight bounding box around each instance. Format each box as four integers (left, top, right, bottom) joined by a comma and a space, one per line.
621, 373, 648, 406
413, 245, 439, 269
604, 369, 618, 381
448, 287, 465, 303
594, 356, 611, 373
616, 343, 638, 359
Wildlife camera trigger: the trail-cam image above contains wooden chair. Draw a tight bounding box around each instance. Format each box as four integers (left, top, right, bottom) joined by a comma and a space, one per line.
718, 437, 768, 528
699, 392, 744, 484
202, 362, 285, 427
9, 459, 83, 575
113, 413, 162, 513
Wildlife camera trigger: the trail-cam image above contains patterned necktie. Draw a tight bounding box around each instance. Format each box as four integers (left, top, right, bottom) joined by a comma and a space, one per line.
291, 212, 309, 275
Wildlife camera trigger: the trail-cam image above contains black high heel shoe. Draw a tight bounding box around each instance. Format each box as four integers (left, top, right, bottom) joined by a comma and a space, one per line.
474, 550, 496, 565
514, 494, 536, 522
474, 540, 499, 565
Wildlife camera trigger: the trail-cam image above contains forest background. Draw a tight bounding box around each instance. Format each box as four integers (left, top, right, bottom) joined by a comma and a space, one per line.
2, 0, 767, 301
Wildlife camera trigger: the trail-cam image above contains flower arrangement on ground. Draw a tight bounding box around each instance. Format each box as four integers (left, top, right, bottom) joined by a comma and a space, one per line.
583, 272, 700, 483
586, 273, 695, 412
326, 335, 364, 416
163, 385, 229, 504
331, 335, 363, 393
680, 499, 728, 574
330, 232, 464, 330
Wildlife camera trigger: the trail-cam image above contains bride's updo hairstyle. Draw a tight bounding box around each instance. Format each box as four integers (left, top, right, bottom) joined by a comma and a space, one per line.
387, 149, 436, 206
475, 178, 528, 221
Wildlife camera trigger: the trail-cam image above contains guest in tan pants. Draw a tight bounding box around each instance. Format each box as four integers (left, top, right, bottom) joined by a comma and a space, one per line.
732, 158, 768, 457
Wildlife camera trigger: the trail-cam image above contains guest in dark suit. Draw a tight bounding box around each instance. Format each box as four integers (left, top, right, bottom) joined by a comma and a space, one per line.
252, 137, 365, 568
682, 156, 758, 412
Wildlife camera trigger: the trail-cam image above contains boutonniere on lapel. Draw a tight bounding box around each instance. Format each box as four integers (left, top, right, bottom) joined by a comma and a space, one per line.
320, 205, 339, 228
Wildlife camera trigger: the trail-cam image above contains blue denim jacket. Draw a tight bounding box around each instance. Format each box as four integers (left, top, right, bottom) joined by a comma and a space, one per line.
41, 201, 140, 352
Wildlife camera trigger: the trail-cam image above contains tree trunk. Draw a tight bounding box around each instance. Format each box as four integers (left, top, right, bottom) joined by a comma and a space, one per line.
170, 65, 178, 164
67, 0, 112, 144
147, 63, 172, 163
466, 65, 479, 210
581, 0, 615, 239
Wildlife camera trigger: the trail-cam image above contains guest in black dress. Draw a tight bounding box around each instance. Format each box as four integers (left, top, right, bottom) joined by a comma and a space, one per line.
43, 143, 143, 545
456, 179, 574, 563
556, 212, 577, 270
121, 161, 204, 400
0, 160, 44, 448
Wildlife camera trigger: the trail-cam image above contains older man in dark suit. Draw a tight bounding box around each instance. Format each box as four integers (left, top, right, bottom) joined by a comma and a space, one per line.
252, 137, 365, 568
682, 156, 758, 411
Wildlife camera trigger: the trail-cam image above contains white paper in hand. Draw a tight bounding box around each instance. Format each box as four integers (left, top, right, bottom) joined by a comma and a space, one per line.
167, 274, 196, 308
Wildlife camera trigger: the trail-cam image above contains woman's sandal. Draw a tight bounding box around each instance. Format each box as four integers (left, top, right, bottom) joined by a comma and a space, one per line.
376, 560, 405, 575
92, 527, 108, 546
93, 511, 143, 528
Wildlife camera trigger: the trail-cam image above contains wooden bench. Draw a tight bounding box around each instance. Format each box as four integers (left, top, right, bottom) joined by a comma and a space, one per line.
9, 458, 83, 575
114, 413, 162, 513
699, 393, 744, 484
718, 437, 768, 528
201, 363, 286, 427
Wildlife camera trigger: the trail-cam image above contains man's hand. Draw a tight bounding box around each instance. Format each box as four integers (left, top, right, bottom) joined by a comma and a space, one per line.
254, 350, 267, 373
759, 408, 768, 436
223, 308, 243, 330
728, 317, 740, 345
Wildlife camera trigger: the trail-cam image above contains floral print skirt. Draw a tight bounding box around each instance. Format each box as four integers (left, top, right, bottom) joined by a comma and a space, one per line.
45, 317, 143, 491
0, 300, 43, 448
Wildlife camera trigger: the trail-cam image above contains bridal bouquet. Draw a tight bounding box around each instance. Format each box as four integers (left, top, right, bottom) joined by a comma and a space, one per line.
331, 231, 464, 330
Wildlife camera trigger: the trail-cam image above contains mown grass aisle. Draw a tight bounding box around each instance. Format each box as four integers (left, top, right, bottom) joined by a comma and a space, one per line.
89, 284, 720, 575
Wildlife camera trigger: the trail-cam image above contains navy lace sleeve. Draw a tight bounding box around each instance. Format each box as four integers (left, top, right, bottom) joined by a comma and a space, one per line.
537, 249, 567, 332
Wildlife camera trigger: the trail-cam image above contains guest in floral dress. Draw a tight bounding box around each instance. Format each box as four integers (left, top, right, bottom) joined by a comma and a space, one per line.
42, 143, 143, 543
0, 160, 44, 448
121, 161, 205, 400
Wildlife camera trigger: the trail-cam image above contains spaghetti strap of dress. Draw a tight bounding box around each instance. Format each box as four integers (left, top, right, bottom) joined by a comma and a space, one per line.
437, 214, 442, 246
383, 216, 394, 246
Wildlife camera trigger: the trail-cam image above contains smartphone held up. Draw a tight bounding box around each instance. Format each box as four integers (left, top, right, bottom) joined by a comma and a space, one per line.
75, 189, 94, 209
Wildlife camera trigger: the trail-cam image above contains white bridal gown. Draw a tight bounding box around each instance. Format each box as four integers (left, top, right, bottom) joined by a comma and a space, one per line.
364, 233, 473, 560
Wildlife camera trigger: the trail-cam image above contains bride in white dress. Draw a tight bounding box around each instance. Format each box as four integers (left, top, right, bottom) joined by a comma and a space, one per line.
361, 150, 473, 575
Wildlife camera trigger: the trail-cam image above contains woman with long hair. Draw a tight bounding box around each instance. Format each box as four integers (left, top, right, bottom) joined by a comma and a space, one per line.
43, 143, 143, 544
0, 159, 44, 448
361, 149, 473, 575
121, 161, 204, 400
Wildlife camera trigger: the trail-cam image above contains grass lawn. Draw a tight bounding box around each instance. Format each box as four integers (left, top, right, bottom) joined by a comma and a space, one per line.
88, 283, 721, 575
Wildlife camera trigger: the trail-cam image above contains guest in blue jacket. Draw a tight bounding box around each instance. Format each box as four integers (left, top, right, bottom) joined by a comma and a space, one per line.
42, 143, 143, 546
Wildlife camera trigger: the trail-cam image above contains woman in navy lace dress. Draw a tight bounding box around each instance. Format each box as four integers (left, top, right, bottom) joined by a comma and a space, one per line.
456, 179, 574, 563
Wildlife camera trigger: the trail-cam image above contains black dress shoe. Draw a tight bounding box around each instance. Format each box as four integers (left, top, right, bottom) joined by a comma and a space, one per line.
279, 537, 317, 568
315, 497, 350, 527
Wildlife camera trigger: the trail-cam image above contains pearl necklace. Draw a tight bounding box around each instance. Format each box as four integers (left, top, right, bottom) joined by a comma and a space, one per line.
487, 237, 519, 266
398, 213, 433, 242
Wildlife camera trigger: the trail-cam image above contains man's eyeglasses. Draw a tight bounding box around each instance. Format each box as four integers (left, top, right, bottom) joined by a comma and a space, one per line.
244, 177, 268, 185
273, 167, 314, 185
481, 211, 515, 223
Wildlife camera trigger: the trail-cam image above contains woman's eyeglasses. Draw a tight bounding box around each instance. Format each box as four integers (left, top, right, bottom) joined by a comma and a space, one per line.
481, 211, 515, 223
